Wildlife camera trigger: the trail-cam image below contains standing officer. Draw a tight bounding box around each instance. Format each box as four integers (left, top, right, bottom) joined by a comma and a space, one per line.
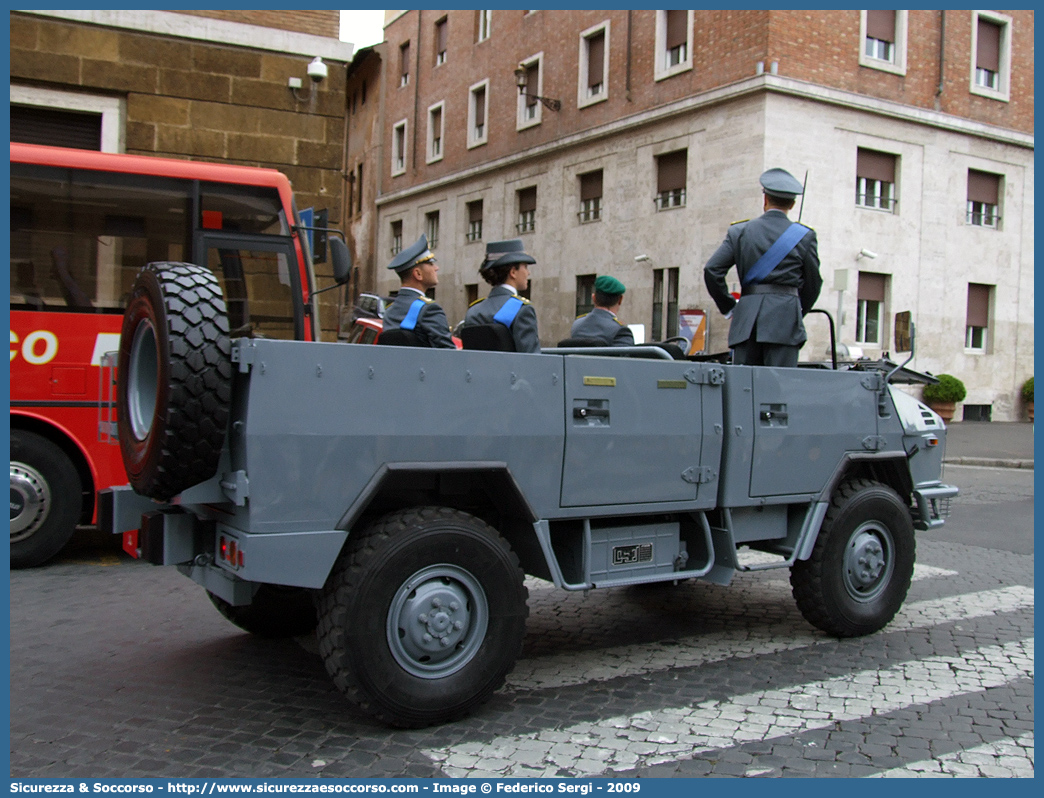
703, 168, 822, 367
570, 275, 634, 346
463, 239, 540, 353
382, 234, 455, 349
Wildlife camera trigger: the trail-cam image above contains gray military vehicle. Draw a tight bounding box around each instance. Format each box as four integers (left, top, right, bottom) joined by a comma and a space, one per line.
102, 260, 957, 728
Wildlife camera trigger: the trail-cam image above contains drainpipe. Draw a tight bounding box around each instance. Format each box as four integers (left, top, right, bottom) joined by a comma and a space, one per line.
626, 10, 632, 101
935, 10, 946, 111
412, 9, 422, 174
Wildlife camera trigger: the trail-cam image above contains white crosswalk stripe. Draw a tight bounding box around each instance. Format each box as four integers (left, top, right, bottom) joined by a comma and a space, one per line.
869, 732, 1035, 778
506, 585, 1033, 692
424, 638, 1034, 777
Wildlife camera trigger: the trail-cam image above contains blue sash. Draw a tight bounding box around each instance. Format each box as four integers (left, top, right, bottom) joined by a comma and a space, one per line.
492, 296, 524, 328
400, 298, 427, 331
742, 223, 809, 286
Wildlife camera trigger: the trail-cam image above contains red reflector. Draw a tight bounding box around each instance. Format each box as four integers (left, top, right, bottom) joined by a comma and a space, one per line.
229, 539, 237, 563
122, 530, 140, 558
219, 536, 228, 560
238, 550, 244, 567
202, 210, 223, 229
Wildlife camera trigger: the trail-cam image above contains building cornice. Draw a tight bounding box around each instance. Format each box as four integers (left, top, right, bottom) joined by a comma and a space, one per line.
377, 73, 1034, 207
17, 9, 354, 62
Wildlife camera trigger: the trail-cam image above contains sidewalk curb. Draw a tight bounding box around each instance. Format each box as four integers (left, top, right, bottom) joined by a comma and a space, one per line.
944, 457, 1034, 469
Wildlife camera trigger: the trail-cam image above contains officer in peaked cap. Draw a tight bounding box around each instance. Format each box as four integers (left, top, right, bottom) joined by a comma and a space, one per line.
382, 234, 455, 348
462, 238, 541, 353
704, 167, 822, 367
570, 275, 635, 347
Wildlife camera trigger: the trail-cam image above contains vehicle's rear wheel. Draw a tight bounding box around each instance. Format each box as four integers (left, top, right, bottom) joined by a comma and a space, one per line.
317, 506, 528, 727
117, 262, 232, 501
208, 584, 318, 638
791, 478, 915, 637
10, 430, 82, 568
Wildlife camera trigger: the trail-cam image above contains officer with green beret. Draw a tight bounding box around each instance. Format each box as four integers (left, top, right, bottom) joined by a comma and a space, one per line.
704, 167, 822, 367
382, 234, 455, 349
570, 275, 635, 346
463, 238, 540, 353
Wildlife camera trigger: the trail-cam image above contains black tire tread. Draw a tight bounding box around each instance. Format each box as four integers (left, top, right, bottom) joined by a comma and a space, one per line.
790, 478, 915, 638
208, 584, 318, 639
118, 262, 232, 500
316, 506, 528, 728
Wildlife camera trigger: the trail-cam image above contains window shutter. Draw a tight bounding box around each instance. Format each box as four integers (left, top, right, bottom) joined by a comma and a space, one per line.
468, 201, 483, 223
657, 150, 687, 193
474, 88, 485, 126
588, 31, 605, 87
400, 42, 410, 78
976, 19, 1001, 71
10, 105, 102, 150
967, 170, 1000, 204
856, 149, 896, 183
431, 107, 442, 134
665, 10, 687, 49
436, 19, 447, 54
518, 187, 537, 213
966, 284, 990, 328
866, 10, 896, 42
580, 170, 603, 200
525, 63, 539, 107
857, 272, 886, 302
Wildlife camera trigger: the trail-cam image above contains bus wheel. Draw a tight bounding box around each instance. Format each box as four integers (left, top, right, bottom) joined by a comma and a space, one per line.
207, 584, 318, 638
10, 430, 82, 568
790, 478, 915, 637
117, 262, 232, 501
317, 507, 529, 728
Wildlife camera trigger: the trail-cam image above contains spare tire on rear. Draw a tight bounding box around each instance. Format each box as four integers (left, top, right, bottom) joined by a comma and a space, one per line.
117, 262, 232, 501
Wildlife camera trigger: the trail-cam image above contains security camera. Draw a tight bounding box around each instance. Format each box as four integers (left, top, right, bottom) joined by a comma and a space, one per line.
307, 57, 328, 83
858, 248, 878, 260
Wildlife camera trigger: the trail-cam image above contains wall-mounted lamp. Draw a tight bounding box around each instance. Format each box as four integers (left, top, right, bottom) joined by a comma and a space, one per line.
289, 56, 327, 102
514, 66, 561, 111
855, 248, 878, 261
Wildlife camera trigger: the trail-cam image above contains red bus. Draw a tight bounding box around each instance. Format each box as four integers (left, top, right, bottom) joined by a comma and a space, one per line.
10, 142, 340, 567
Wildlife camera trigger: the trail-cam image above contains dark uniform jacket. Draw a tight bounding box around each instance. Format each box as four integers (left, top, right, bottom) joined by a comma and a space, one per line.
703, 209, 822, 348
463, 284, 540, 353
570, 307, 635, 347
383, 288, 455, 349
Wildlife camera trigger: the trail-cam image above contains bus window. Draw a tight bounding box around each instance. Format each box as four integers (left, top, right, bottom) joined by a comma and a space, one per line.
10, 165, 192, 312
206, 240, 299, 340
200, 184, 289, 236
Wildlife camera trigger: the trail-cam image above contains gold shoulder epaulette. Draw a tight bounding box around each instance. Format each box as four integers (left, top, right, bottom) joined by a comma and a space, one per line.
730, 218, 749, 226
468, 297, 484, 308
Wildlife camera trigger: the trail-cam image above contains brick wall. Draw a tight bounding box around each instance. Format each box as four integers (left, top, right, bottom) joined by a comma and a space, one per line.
171, 10, 339, 39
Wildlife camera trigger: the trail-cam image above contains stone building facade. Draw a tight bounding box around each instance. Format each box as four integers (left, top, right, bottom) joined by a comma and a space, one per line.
348, 9, 1033, 420
9, 9, 352, 338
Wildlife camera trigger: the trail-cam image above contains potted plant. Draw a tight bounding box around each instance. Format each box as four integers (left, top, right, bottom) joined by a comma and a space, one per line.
922, 374, 966, 423
1022, 377, 1033, 422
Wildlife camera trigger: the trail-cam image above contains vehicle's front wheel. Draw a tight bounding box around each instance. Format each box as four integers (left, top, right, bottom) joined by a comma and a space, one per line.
208, 584, 318, 638
791, 478, 915, 637
317, 506, 528, 727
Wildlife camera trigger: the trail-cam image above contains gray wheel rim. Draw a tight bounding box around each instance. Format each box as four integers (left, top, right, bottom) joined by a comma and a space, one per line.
387, 564, 489, 679
842, 521, 895, 603
127, 318, 159, 441
10, 461, 50, 542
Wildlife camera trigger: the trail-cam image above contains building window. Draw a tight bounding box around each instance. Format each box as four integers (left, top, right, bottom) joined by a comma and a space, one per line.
856, 148, 897, 211
651, 268, 680, 341
655, 150, 687, 210
466, 200, 483, 243
427, 102, 444, 163
466, 283, 479, 307
356, 164, 363, 214
965, 283, 991, 352
576, 274, 596, 318
855, 272, 887, 346
578, 23, 609, 107
390, 220, 403, 256
655, 10, 693, 80
399, 41, 410, 87
578, 170, 603, 223
859, 11, 908, 76
391, 120, 407, 176
434, 18, 448, 66
476, 10, 492, 43
517, 187, 537, 234
425, 211, 440, 249
517, 54, 543, 129
966, 170, 1001, 228
971, 11, 1012, 101
468, 81, 489, 148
